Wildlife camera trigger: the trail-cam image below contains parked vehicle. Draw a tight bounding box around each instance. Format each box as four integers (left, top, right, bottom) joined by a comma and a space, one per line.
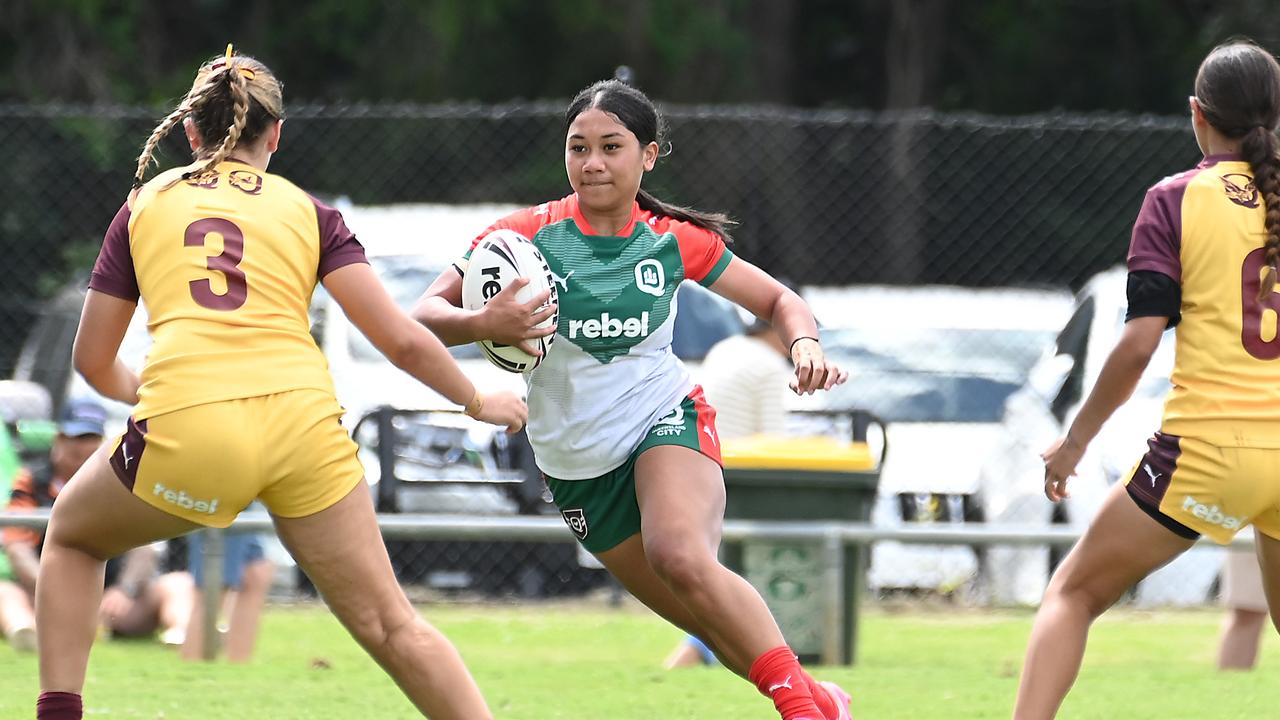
976, 266, 1220, 606
793, 285, 1074, 593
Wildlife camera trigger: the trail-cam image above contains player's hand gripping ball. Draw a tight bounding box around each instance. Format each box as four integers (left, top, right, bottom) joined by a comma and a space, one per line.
461, 229, 558, 372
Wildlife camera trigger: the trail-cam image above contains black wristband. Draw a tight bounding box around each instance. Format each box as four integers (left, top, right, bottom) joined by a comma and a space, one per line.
789, 336, 819, 354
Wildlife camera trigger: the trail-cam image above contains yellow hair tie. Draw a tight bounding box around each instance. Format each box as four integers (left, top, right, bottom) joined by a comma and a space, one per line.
212, 43, 255, 80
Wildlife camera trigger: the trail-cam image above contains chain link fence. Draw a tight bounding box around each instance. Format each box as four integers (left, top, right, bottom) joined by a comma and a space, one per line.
1, 103, 1231, 607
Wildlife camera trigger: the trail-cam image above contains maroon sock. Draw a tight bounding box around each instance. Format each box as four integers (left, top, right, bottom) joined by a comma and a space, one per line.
748, 646, 824, 720
798, 667, 839, 720
37, 691, 82, 720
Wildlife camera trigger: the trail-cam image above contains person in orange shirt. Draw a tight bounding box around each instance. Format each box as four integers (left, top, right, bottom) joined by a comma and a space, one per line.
0, 400, 192, 651
1016, 41, 1280, 718
33, 48, 525, 720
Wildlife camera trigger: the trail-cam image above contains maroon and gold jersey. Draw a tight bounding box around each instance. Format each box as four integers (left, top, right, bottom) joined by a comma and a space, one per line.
1129, 153, 1280, 446
90, 160, 367, 420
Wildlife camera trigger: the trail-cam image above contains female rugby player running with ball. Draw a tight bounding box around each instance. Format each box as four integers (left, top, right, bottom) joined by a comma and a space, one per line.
415, 79, 852, 720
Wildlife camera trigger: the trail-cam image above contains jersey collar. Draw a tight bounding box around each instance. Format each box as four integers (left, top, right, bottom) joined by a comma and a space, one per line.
570, 194, 642, 238
1199, 152, 1243, 167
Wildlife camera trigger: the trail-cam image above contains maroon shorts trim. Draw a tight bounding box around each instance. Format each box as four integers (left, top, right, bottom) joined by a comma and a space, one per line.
108, 417, 148, 491
1124, 431, 1198, 540
1125, 431, 1180, 510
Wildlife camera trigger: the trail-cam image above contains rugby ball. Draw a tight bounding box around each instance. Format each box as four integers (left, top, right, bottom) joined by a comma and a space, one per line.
460, 229, 557, 373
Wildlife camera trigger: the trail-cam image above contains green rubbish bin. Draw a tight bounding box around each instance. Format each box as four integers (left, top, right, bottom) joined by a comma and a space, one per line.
721, 431, 881, 666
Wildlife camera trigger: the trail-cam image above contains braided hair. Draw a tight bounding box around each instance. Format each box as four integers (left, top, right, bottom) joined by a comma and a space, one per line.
133, 52, 283, 190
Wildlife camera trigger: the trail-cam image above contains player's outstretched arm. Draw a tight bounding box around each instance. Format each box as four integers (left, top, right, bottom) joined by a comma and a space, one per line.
412, 270, 554, 356
1042, 315, 1165, 502
708, 256, 848, 394
323, 263, 527, 432
72, 290, 141, 404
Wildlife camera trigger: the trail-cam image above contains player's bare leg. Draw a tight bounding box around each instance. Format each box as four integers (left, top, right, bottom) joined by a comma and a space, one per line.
36, 445, 200, 711
1255, 531, 1280, 636
595, 534, 730, 666
272, 482, 492, 720
1013, 482, 1194, 719
630, 445, 835, 720
632, 446, 780, 668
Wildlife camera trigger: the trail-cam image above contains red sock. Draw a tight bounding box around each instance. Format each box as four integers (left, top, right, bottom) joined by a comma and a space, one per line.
798, 667, 839, 720
37, 691, 82, 720
748, 646, 824, 720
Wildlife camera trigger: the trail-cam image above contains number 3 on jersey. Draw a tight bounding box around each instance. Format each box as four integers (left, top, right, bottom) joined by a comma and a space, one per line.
1241, 247, 1280, 360
184, 218, 248, 311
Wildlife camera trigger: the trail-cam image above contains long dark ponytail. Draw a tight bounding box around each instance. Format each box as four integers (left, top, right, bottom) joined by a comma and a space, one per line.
1195, 41, 1280, 299
565, 80, 736, 243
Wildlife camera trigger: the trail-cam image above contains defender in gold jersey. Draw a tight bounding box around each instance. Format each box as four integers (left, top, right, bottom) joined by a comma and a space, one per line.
1016, 42, 1280, 719
33, 49, 525, 720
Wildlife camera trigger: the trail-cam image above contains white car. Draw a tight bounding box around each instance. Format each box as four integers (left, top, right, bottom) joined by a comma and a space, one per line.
794, 285, 1073, 593
976, 266, 1221, 606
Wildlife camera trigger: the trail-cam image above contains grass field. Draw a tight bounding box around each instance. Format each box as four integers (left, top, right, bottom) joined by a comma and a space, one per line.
1, 601, 1277, 719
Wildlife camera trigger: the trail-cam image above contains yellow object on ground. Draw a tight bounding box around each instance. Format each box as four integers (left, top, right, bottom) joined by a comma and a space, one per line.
720, 434, 875, 472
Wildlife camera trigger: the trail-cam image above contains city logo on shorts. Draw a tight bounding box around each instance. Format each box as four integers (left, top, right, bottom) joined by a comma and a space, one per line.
561, 508, 589, 540
152, 482, 220, 515
1181, 495, 1244, 531
653, 405, 687, 437
1221, 173, 1259, 208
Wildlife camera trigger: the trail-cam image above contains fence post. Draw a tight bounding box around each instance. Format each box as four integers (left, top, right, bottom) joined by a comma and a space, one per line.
374, 406, 398, 512
820, 528, 844, 665
200, 527, 224, 661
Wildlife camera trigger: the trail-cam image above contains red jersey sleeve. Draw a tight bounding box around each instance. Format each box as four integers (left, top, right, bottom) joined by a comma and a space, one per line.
454, 204, 556, 275
652, 218, 734, 286
88, 202, 140, 301
1127, 173, 1192, 283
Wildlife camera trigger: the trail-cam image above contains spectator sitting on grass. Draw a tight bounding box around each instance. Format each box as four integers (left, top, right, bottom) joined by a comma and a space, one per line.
0, 399, 193, 651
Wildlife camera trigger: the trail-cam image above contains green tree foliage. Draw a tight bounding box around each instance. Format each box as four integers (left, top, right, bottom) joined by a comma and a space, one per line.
3, 0, 1276, 111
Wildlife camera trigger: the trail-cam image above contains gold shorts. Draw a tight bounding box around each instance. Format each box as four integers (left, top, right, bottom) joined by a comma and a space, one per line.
1125, 431, 1280, 544
108, 389, 364, 527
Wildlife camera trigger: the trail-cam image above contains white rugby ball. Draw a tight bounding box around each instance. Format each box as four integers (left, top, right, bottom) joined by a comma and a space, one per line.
461, 228, 558, 373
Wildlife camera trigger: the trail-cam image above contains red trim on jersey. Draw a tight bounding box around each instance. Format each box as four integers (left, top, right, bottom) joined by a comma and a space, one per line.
570, 197, 642, 237
689, 385, 722, 465
647, 212, 727, 283
466, 194, 728, 285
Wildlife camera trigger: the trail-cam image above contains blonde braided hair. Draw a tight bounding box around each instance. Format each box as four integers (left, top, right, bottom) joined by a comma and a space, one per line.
132, 68, 228, 187
132, 50, 282, 190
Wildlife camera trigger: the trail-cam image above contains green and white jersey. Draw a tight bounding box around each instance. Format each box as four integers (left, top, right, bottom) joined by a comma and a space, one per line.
458, 194, 733, 479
